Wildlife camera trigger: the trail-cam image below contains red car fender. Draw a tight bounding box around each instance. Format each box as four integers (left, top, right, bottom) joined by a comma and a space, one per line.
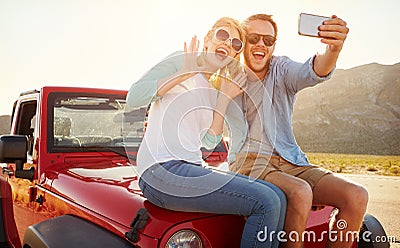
0, 176, 21, 248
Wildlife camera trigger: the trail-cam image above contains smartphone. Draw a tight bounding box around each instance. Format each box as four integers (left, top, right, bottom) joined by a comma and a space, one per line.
298, 13, 330, 37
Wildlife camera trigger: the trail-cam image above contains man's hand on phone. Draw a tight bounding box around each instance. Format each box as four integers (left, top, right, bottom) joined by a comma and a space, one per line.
318, 15, 349, 52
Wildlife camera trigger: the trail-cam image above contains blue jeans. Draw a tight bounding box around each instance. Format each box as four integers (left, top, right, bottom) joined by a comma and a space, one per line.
138, 160, 286, 248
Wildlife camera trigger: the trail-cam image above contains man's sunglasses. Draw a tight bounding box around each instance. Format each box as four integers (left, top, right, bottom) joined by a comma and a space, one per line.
246, 33, 276, 47
214, 28, 244, 53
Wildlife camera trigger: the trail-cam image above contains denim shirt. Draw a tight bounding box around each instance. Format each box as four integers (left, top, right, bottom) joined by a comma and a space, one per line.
226, 55, 333, 165
126, 52, 333, 166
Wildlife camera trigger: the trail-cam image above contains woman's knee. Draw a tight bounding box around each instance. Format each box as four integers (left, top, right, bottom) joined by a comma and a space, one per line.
261, 180, 287, 207
251, 185, 284, 216
263, 193, 283, 218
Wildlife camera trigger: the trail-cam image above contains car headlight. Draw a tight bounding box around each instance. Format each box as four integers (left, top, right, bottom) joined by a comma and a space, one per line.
165, 230, 203, 248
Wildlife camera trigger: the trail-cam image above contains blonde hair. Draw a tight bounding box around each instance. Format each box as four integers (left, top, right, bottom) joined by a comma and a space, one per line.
202, 17, 245, 89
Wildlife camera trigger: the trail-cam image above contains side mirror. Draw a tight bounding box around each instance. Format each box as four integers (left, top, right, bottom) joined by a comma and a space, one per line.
0, 135, 27, 162
0, 135, 34, 181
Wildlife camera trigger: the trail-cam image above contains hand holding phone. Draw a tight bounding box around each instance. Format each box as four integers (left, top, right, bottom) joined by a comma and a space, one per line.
298, 13, 330, 37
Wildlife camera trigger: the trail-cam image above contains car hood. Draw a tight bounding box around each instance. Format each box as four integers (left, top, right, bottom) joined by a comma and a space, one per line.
48, 156, 216, 239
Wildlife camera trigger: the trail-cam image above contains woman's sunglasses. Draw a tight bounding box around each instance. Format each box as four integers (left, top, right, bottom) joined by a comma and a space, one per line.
246, 33, 276, 47
214, 28, 244, 53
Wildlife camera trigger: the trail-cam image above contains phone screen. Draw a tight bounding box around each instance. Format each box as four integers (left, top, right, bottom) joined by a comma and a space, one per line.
298, 13, 330, 37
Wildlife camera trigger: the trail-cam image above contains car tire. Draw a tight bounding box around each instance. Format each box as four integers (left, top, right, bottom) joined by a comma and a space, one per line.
358, 214, 389, 248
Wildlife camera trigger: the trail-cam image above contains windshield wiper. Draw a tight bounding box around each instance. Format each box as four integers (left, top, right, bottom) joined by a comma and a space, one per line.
100, 147, 137, 160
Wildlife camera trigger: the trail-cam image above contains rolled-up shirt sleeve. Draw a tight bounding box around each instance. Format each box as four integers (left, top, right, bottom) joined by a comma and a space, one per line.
201, 132, 222, 150
282, 55, 335, 94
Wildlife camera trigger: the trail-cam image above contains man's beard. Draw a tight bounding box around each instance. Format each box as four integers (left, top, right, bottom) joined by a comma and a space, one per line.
244, 52, 270, 77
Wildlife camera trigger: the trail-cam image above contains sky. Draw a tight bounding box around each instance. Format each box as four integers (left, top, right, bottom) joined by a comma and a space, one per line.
0, 0, 399, 115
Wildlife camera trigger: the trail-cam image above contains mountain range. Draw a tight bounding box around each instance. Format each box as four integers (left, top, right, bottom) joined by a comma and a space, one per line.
293, 62, 399, 155
1, 63, 399, 155
0, 115, 10, 135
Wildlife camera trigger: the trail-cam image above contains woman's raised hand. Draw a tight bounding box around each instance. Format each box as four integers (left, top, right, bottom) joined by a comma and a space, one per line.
181, 36, 210, 75
219, 71, 246, 101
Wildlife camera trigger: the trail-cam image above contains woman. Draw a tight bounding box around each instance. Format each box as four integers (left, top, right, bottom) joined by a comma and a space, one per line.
126, 17, 286, 248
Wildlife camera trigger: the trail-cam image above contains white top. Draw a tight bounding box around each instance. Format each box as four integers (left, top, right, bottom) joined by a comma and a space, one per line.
136, 73, 217, 175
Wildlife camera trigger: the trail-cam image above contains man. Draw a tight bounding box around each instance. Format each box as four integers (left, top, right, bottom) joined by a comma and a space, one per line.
227, 14, 368, 248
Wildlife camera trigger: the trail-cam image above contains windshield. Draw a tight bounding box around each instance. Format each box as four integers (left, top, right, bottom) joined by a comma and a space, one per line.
49, 92, 147, 151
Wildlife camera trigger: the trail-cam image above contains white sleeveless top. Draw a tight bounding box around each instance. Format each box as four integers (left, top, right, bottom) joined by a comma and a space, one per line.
136, 73, 217, 175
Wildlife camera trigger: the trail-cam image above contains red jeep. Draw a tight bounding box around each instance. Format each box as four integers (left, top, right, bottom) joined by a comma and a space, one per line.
0, 86, 388, 247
